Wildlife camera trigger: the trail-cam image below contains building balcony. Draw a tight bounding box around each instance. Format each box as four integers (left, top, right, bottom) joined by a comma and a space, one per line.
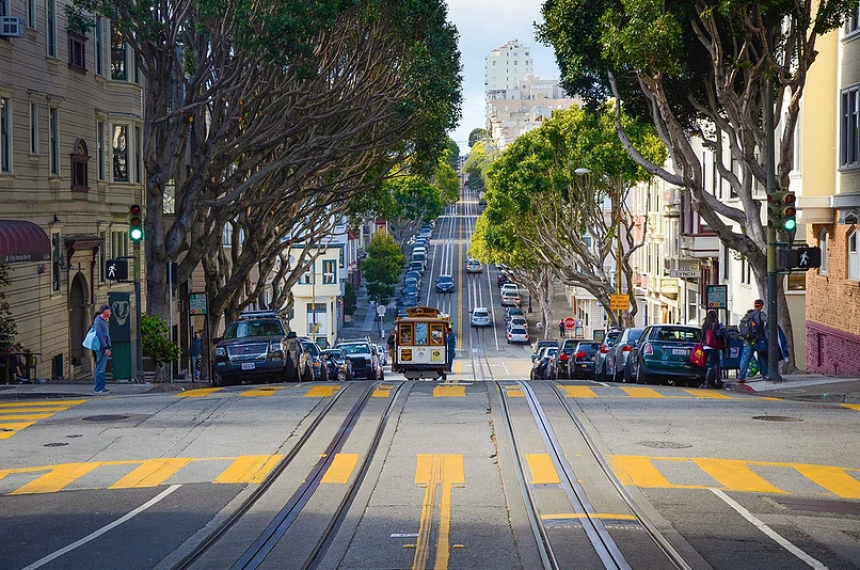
680, 234, 720, 259
292, 282, 341, 299
657, 277, 679, 297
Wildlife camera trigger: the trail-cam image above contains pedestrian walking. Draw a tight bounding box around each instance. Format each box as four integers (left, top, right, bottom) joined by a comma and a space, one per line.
559, 320, 565, 339
92, 304, 112, 394
190, 331, 202, 380
446, 329, 456, 372
700, 310, 725, 388
386, 329, 396, 363
737, 299, 767, 382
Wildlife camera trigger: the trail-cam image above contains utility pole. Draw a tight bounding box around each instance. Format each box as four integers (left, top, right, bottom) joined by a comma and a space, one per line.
129, 205, 144, 384
764, 78, 782, 381
616, 178, 623, 328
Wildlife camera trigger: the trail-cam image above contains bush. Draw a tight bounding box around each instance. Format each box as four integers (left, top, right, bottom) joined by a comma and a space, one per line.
141, 314, 180, 369
344, 282, 357, 316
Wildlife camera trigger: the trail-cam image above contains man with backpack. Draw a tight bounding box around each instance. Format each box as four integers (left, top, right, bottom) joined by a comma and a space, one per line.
737, 299, 767, 382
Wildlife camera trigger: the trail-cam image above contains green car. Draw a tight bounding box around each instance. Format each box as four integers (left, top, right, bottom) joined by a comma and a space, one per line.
629, 325, 705, 387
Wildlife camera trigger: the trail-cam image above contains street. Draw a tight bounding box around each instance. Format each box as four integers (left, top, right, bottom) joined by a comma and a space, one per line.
2, 192, 860, 570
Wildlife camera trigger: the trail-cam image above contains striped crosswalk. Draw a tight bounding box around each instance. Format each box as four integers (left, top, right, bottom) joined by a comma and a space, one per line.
0, 399, 86, 440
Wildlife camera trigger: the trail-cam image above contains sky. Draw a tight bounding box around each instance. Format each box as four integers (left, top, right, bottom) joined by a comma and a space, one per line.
445, 0, 561, 155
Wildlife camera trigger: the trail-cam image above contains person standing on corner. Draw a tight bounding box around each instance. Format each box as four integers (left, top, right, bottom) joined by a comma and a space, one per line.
737, 299, 768, 382
559, 319, 565, 339
700, 310, 725, 388
93, 304, 112, 394
446, 329, 456, 372
190, 331, 202, 381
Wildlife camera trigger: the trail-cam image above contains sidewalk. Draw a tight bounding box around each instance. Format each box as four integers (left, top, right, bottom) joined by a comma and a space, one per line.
336, 282, 391, 344
725, 374, 860, 403
0, 378, 210, 399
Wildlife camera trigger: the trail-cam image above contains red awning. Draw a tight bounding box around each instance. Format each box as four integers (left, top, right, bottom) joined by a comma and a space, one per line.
0, 220, 51, 264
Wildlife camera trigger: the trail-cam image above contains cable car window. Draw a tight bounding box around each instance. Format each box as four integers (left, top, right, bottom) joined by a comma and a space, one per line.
414, 323, 428, 346
399, 323, 413, 346
430, 324, 444, 345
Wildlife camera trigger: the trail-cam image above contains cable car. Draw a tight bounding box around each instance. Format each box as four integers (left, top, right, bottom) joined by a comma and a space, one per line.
392, 306, 452, 381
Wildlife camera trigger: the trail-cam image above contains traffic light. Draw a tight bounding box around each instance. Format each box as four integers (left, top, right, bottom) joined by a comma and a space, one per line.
767, 189, 788, 229
128, 204, 143, 242
781, 191, 797, 234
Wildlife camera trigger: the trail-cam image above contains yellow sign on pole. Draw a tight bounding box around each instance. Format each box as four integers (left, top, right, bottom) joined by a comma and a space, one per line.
609, 294, 628, 311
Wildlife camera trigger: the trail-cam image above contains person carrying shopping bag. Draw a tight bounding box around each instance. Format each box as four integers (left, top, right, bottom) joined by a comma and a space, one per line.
700, 310, 725, 388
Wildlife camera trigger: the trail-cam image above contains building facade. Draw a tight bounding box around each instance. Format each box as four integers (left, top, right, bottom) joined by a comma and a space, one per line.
0, 1, 144, 380
484, 39, 533, 96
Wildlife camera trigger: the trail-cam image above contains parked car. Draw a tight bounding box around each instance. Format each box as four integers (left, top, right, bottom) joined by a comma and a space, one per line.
470, 307, 491, 327
505, 307, 525, 321
466, 259, 483, 273
500, 283, 519, 297
594, 329, 623, 382
604, 328, 645, 382
530, 346, 557, 380
507, 326, 529, 344
507, 315, 527, 331
335, 341, 381, 380
532, 339, 559, 362
409, 261, 425, 274
435, 275, 455, 293
214, 312, 313, 385
500, 290, 522, 307
628, 325, 705, 386
497, 273, 511, 287
565, 341, 601, 380
299, 338, 328, 381
321, 349, 352, 381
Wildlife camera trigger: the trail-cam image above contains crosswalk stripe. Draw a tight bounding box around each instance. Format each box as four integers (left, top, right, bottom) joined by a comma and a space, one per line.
0, 413, 56, 420
694, 458, 786, 494
305, 385, 340, 398
526, 454, 561, 485
0, 421, 37, 439
433, 385, 465, 397
0, 400, 86, 408
110, 458, 194, 489
241, 386, 284, 397
214, 455, 283, 484
792, 464, 860, 499
321, 453, 359, 484
620, 387, 666, 399
682, 389, 731, 399
842, 404, 860, 412
0, 406, 77, 413
608, 456, 705, 489
561, 386, 597, 398
11, 463, 102, 494
504, 385, 524, 397
176, 388, 223, 398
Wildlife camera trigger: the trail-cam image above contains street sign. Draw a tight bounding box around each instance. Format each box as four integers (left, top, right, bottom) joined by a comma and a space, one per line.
377, 304, 387, 317
706, 285, 728, 309
105, 259, 128, 281
189, 293, 207, 315
609, 294, 628, 311
564, 317, 576, 330
669, 269, 699, 278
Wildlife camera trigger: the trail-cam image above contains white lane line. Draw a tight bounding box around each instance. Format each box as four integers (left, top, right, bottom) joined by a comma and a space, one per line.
21, 485, 182, 570
710, 489, 829, 570
486, 260, 500, 351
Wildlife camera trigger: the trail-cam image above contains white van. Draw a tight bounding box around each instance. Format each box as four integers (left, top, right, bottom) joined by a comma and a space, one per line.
411, 251, 427, 269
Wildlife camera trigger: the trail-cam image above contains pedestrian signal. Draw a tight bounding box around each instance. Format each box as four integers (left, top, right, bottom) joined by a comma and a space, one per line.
778, 246, 822, 272
105, 259, 129, 281
129, 204, 144, 242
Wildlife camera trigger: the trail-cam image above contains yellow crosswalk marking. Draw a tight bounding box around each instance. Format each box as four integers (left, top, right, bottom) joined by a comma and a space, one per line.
176, 388, 223, 397
110, 458, 194, 489
321, 453, 359, 484
562, 386, 597, 398
214, 455, 282, 484
608, 456, 705, 489
504, 385, 524, 397
305, 385, 340, 398
454, 361, 462, 374
620, 387, 666, 399
526, 454, 561, 485
0, 413, 55, 420
0, 421, 37, 439
11, 463, 102, 494
433, 385, 465, 397
793, 465, 860, 499
0, 400, 86, 408
843, 404, 860, 412
372, 386, 394, 398
682, 389, 731, 399
694, 458, 786, 494
241, 386, 284, 397
542, 513, 637, 521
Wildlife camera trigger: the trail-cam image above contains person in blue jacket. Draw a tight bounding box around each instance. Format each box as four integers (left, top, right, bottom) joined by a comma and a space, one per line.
446, 330, 456, 371
92, 304, 112, 394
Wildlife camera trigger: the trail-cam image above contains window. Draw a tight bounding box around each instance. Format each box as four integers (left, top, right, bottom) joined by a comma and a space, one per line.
27, 0, 35, 29
0, 0, 6, 16
306, 303, 326, 337
49, 107, 59, 175
111, 27, 127, 80
98, 230, 106, 283
841, 86, 860, 168
68, 32, 87, 71
97, 120, 105, 180
849, 229, 859, 281
134, 124, 142, 183
47, 0, 57, 58
112, 124, 128, 181
29, 102, 38, 155
70, 139, 89, 191
323, 260, 336, 284
0, 97, 10, 173
52, 233, 63, 292
819, 228, 829, 275
848, 4, 859, 34
111, 230, 128, 259
95, 17, 104, 76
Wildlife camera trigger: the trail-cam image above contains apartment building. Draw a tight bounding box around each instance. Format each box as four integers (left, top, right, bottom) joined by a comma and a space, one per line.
803, 11, 860, 375
484, 39, 533, 95
0, 0, 144, 380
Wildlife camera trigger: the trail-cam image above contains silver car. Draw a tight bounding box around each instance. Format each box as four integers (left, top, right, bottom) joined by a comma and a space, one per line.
604, 328, 644, 382
470, 307, 491, 327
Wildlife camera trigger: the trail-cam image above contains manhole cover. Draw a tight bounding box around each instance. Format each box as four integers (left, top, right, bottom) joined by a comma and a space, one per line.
752, 415, 803, 422
82, 415, 130, 422
44, 442, 68, 447
637, 441, 692, 449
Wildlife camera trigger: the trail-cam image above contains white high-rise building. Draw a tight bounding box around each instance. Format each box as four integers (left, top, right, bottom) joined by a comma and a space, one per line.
484, 39, 534, 97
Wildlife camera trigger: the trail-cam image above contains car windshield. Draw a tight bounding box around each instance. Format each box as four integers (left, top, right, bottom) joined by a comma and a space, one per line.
324, 349, 345, 359
575, 343, 601, 354
301, 342, 320, 356
654, 327, 701, 342
437, 276, 453, 284
510, 327, 527, 334
338, 344, 371, 355
223, 320, 284, 339
473, 311, 489, 318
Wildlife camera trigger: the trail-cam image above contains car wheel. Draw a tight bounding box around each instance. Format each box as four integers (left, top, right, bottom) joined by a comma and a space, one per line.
613, 368, 623, 383
623, 366, 633, 383
337, 370, 347, 381
636, 364, 651, 385
301, 363, 314, 383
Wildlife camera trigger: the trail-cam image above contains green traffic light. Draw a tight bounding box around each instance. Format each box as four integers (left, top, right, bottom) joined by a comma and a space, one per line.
783, 218, 797, 232
130, 227, 143, 241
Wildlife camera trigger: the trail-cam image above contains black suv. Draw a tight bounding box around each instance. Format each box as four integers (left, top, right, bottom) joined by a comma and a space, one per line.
334, 341, 381, 380
214, 312, 313, 385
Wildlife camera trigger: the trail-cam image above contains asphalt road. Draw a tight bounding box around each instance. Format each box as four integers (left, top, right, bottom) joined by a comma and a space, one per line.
2, 190, 860, 570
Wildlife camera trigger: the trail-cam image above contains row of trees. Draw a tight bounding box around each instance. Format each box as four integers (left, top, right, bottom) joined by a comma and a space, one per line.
536, 0, 859, 368
70, 0, 462, 377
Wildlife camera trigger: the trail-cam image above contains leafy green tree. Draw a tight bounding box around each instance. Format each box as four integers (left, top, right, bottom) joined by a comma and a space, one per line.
463, 141, 493, 192
0, 265, 17, 348
141, 314, 180, 370
445, 138, 461, 172
362, 232, 406, 305
483, 105, 666, 328
539, 0, 857, 364
435, 157, 460, 206
468, 128, 490, 148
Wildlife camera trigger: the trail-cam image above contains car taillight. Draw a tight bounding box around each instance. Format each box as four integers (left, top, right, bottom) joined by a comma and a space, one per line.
600, 345, 610, 353
643, 343, 653, 355
559, 353, 570, 362
622, 345, 634, 352
575, 351, 586, 359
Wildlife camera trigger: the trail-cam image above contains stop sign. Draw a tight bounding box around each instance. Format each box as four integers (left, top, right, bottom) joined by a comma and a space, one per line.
564, 317, 576, 330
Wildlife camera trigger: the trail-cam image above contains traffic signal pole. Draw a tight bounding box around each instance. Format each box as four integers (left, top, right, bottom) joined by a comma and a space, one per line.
764, 79, 782, 382
129, 205, 144, 384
